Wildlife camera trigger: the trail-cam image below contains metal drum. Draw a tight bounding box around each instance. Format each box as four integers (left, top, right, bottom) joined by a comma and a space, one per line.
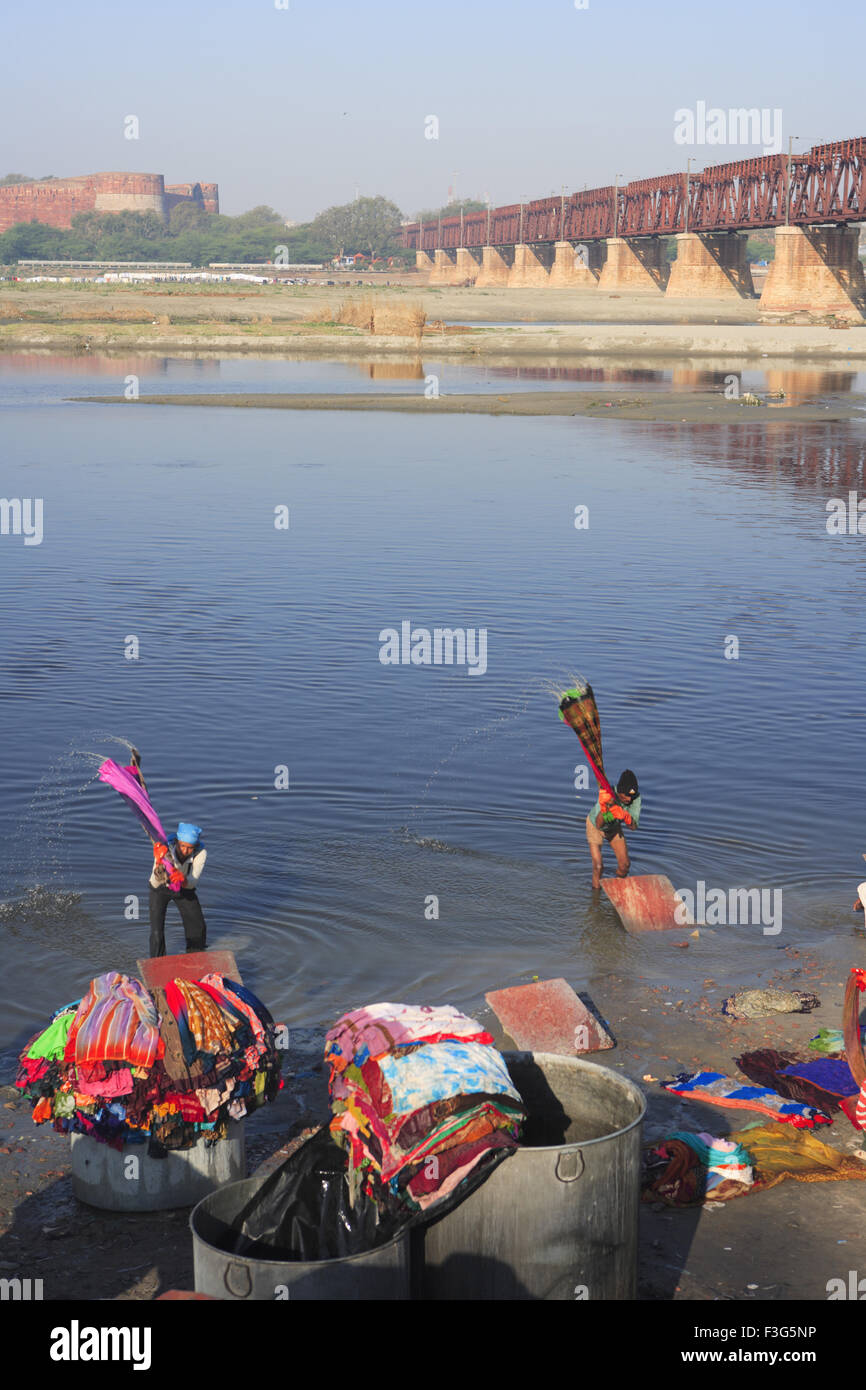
70, 1122, 246, 1211
421, 1052, 646, 1300
190, 1176, 412, 1301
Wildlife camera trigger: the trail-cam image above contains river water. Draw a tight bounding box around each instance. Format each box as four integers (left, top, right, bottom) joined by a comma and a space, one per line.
1, 352, 865, 1068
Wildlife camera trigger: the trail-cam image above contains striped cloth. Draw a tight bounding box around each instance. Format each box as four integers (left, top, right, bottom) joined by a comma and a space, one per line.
64, 972, 162, 1069
174, 979, 235, 1058
663, 1071, 830, 1129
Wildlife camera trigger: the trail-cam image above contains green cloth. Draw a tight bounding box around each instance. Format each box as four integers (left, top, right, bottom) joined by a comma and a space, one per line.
589, 794, 641, 830
53, 1092, 75, 1118
668, 1131, 753, 1170
808, 1028, 845, 1054
26, 1011, 74, 1061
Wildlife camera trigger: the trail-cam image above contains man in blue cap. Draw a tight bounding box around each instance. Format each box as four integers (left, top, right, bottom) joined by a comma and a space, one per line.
149, 822, 208, 957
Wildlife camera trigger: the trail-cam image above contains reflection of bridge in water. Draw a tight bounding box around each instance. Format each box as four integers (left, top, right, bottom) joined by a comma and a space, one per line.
405, 137, 866, 317
364, 360, 425, 380
651, 421, 866, 497
488, 364, 662, 384
0, 352, 222, 378
484, 361, 860, 400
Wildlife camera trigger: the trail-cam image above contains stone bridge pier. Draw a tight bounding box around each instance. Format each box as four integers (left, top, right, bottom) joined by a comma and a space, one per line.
428, 249, 462, 285
666, 232, 754, 298
507, 243, 554, 288
475, 245, 514, 287
455, 247, 482, 283
548, 240, 605, 286
417, 248, 480, 283
759, 226, 866, 319
597, 237, 669, 292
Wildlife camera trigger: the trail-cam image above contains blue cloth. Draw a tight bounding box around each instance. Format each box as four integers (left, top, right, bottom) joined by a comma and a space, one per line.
51, 999, 81, 1021
780, 1057, 858, 1097
220, 977, 275, 1030
378, 1040, 522, 1115
176, 823, 203, 844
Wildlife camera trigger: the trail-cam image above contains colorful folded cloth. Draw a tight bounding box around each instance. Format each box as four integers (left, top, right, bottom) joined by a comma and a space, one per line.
642, 1129, 755, 1207
376, 1040, 520, 1115
662, 1071, 830, 1128
199, 973, 272, 1068
405, 1130, 517, 1209
328, 1002, 524, 1212
17, 970, 282, 1155
325, 1002, 494, 1078
667, 1130, 754, 1190
75, 1065, 134, 1098
173, 979, 235, 1059
64, 972, 162, 1069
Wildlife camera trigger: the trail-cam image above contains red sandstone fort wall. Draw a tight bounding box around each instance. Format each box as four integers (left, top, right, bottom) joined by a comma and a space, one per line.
0, 173, 219, 234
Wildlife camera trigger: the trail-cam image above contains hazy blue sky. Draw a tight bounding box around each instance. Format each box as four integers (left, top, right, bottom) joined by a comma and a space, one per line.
2, 0, 863, 220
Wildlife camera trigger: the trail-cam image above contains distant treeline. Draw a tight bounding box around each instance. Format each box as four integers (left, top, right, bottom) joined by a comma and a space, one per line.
0, 193, 418, 268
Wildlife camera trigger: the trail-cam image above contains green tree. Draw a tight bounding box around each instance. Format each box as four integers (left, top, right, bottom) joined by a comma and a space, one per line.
231, 205, 286, 229
168, 201, 208, 233
310, 195, 403, 259
0, 221, 78, 260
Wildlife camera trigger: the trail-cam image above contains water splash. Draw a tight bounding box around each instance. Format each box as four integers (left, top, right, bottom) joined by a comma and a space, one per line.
409, 674, 572, 821
5, 731, 141, 898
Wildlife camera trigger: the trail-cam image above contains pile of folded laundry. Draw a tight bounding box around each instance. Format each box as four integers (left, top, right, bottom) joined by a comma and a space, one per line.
16, 970, 281, 1156
325, 1001, 525, 1212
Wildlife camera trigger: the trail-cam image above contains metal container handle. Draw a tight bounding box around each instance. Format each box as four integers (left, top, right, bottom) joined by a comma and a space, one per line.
556, 1149, 585, 1183
224, 1260, 253, 1299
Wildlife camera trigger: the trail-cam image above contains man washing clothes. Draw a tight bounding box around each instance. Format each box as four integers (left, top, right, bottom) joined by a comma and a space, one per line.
149, 822, 208, 957
586, 770, 641, 890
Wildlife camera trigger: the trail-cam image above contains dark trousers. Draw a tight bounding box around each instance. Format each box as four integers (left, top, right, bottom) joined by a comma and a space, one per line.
149, 885, 207, 958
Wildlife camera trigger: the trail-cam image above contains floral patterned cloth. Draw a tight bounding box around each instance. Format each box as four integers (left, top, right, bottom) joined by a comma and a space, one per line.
325, 1002, 493, 1078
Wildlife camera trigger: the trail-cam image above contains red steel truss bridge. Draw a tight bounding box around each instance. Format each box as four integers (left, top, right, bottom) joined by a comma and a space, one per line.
402, 138, 866, 250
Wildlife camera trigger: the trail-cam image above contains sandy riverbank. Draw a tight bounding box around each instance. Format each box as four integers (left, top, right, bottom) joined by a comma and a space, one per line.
73, 389, 866, 425
4, 280, 866, 360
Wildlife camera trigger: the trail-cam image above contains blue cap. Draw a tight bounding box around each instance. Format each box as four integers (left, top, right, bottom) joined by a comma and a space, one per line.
176, 822, 203, 845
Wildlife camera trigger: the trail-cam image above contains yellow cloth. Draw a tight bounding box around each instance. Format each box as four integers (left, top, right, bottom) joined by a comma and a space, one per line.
732, 1123, 866, 1188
